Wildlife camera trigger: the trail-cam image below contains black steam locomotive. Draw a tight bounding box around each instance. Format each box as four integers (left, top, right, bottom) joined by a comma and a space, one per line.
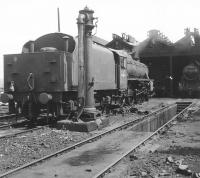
1, 7, 153, 122
179, 61, 200, 97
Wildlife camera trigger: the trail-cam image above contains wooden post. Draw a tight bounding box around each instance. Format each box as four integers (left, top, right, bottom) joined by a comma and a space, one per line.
169, 56, 173, 97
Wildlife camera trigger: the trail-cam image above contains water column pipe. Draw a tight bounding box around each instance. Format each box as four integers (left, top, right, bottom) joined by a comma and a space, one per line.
77, 12, 85, 104
78, 7, 96, 115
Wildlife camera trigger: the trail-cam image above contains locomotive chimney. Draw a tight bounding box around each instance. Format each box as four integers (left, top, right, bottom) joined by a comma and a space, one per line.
78, 7, 96, 115
29, 41, 34, 53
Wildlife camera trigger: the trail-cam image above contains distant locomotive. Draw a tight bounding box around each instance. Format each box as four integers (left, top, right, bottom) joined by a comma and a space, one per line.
179, 62, 200, 97
1, 7, 153, 122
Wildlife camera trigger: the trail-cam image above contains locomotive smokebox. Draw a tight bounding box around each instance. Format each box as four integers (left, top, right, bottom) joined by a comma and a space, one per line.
77, 7, 96, 115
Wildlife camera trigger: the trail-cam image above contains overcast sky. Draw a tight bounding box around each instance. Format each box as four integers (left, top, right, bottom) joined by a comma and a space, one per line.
0, 0, 200, 79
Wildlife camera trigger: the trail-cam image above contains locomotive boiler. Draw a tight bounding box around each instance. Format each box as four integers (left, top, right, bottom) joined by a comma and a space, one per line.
1, 7, 152, 122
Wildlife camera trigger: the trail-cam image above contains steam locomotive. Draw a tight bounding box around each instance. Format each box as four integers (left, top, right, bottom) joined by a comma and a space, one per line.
179, 61, 200, 97
1, 32, 152, 120
1, 7, 153, 122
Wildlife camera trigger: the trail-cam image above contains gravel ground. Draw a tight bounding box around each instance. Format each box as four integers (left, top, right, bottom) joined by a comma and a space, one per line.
0, 128, 92, 174
105, 101, 200, 178
0, 98, 177, 175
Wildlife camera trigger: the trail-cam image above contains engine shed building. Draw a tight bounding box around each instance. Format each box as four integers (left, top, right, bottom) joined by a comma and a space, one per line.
138, 28, 200, 97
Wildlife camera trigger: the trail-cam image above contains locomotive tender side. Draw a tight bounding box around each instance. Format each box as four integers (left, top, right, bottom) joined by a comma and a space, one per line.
4, 52, 68, 99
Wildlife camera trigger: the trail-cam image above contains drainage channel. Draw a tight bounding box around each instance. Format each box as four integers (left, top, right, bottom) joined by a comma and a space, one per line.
94, 101, 195, 178
1, 102, 184, 178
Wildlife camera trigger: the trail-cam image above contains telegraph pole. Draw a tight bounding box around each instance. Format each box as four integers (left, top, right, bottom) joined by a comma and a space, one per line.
57, 8, 61, 32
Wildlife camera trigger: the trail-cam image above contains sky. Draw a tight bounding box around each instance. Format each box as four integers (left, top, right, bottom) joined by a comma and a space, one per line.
0, 0, 200, 79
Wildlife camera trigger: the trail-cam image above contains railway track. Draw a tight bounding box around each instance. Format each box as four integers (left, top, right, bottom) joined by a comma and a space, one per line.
0, 125, 47, 140
0, 113, 28, 135
0, 108, 52, 128
0, 114, 18, 123
94, 101, 194, 178
0, 114, 31, 138
0, 118, 26, 130
0, 114, 23, 128
0, 114, 17, 120
0, 101, 192, 178
0, 114, 56, 140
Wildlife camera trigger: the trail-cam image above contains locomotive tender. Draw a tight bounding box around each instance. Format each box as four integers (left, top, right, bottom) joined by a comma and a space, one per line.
1, 7, 152, 121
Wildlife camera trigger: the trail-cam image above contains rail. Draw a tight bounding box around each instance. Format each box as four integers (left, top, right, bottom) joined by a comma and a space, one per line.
0, 103, 176, 178
93, 101, 195, 178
